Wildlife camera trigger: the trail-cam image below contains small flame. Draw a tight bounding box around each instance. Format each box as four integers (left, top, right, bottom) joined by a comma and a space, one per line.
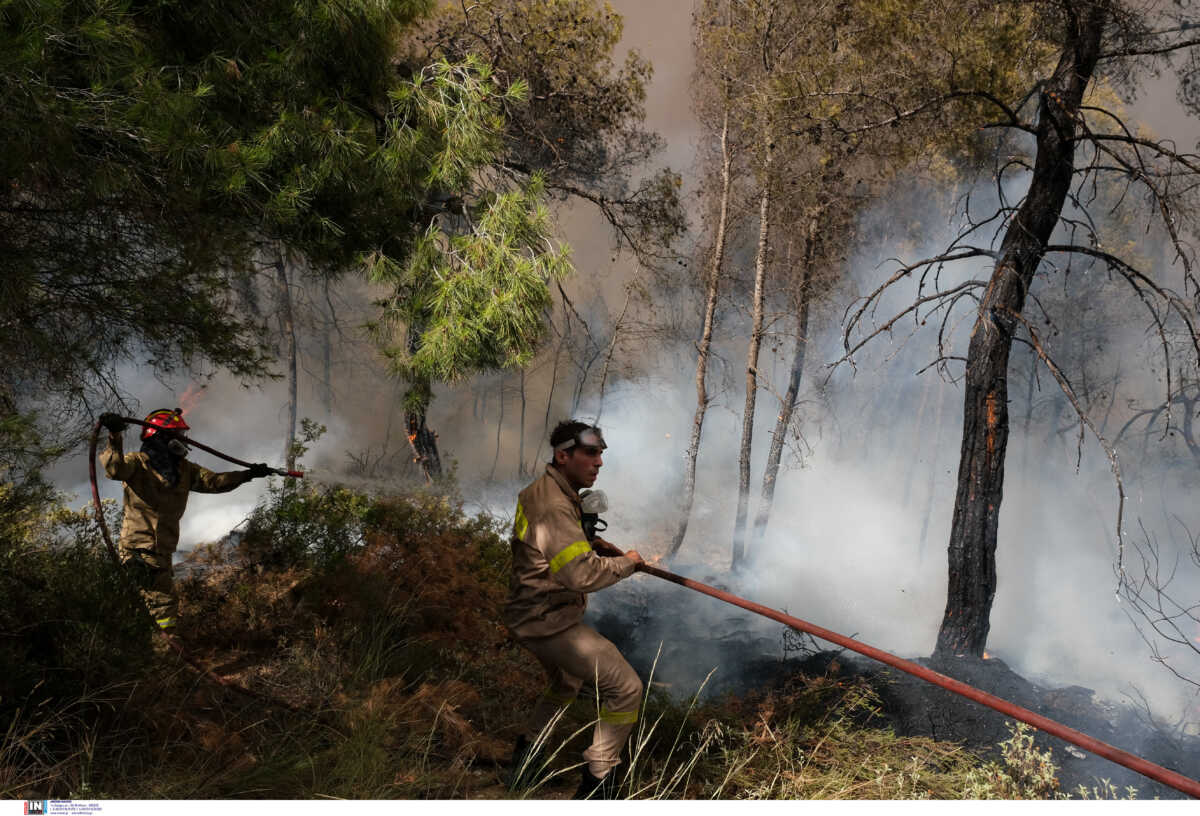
982, 651, 992, 660
178, 383, 206, 416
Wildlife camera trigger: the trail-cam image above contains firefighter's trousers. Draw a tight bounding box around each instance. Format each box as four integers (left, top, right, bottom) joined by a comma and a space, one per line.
120, 546, 178, 630
519, 622, 643, 779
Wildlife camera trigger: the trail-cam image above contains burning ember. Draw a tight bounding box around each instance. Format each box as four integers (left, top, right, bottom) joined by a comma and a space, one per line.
982, 651, 992, 660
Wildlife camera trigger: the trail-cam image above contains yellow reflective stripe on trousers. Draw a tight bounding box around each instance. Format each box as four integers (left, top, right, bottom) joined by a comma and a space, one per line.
155, 617, 176, 629
549, 540, 592, 574
514, 502, 529, 541
599, 707, 638, 725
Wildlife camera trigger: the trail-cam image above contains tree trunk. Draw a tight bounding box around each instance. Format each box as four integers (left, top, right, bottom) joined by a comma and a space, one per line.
517, 368, 527, 478
489, 375, 506, 481
917, 377, 946, 563
320, 280, 334, 418
934, 4, 1106, 659
405, 404, 442, 483
751, 220, 816, 554
532, 336, 564, 471
732, 141, 773, 570
670, 108, 733, 558
274, 249, 298, 472
596, 290, 631, 424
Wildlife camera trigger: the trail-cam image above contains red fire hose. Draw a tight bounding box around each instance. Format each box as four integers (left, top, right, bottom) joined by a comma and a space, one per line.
593, 538, 1200, 799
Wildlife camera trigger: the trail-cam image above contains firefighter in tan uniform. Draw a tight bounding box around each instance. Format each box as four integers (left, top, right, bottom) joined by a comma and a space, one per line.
99, 409, 270, 632
503, 420, 649, 799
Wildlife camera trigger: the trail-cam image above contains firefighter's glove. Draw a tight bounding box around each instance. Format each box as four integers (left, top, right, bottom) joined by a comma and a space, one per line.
99, 413, 127, 434
247, 463, 273, 479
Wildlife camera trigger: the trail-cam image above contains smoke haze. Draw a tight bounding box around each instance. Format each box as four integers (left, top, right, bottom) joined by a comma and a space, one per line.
50, 0, 1200, 734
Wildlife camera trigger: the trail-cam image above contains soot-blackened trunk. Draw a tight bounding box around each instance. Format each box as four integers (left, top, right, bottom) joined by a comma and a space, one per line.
274, 250, 298, 472
404, 330, 442, 483
935, 2, 1106, 659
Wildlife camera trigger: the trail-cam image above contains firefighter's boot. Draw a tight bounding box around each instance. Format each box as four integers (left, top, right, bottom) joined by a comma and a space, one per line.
505, 735, 546, 791
573, 766, 619, 800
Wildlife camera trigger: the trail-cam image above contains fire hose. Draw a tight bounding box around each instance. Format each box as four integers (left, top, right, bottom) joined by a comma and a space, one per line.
84, 420, 1197, 797
88, 416, 306, 711
592, 538, 1200, 799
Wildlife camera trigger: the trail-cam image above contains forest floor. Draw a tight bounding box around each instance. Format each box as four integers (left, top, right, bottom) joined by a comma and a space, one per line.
2, 484, 1190, 800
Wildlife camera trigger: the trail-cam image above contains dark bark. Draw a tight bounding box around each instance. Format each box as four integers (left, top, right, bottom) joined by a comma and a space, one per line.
934, 1, 1107, 659
274, 250, 298, 472
406, 406, 442, 483
671, 108, 732, 558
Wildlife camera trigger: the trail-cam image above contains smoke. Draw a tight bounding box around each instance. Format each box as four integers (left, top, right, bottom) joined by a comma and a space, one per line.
42, 0, 1200, 736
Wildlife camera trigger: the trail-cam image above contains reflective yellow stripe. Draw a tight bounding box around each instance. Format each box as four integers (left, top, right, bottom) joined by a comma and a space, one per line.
549, 540, 592, 574
514, 502, 529, 541
155, 617, 176, 629
599, 707, 638, 725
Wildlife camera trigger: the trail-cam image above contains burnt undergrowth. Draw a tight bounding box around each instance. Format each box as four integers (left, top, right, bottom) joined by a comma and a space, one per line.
1, 473, 1183, 799
592, 571, 1199, 800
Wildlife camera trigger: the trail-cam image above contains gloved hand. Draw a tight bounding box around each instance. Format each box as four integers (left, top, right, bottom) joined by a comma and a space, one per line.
246, 463, 273, 479
99, 412, 127, 434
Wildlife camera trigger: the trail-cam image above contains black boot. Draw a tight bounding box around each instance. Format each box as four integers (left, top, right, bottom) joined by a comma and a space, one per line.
573, 766, 619, 800
505, 735, 540, 791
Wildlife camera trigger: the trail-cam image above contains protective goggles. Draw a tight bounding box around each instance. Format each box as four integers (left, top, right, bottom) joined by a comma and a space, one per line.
554, 427, 607, 453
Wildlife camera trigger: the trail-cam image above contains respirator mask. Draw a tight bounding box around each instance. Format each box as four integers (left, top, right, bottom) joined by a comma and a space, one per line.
579, 489, 608, 542
166, 438, 189, 457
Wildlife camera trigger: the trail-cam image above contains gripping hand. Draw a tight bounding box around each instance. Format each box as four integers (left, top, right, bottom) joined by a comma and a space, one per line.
247, 463, 273, 479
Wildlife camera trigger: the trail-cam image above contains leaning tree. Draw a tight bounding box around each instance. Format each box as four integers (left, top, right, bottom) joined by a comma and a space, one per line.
838, 0, 1200, 659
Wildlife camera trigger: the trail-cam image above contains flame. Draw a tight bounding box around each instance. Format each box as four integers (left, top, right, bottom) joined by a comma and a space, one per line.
178, 383, 206, 416
982, 651, 991, 660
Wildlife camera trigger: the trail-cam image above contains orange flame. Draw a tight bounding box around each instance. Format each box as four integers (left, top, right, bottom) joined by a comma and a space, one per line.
178, 383, 206, 416
982, 651, 992, 660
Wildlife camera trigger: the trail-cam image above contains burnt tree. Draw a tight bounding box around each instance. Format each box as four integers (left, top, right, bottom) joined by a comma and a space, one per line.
842, 0, 1200, 661
935, 4, 1107, 657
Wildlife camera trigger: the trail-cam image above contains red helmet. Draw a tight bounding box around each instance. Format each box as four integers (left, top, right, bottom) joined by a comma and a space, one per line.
141, 408, 190, 440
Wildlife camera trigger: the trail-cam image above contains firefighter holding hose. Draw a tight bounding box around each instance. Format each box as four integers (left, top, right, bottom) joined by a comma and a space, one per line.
98, 409, 272, 634
503, 420, 651, 799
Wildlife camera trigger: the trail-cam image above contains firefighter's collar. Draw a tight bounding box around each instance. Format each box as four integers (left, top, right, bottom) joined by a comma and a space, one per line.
545, 463, 582, 503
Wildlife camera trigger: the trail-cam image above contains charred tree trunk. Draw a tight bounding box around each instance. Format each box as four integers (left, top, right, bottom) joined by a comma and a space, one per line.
732, 141, 774, 569
274, 249, 298, 472
934, 3, 1106, 659
406, 403, 442, 483
404, 328, 442, 482
671, 108, 733, 558
751, 221, 816, 554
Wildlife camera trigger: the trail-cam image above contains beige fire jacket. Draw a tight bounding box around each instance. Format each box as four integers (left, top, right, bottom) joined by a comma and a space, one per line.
503, 464, 637, 639
101, 432, 253, 557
